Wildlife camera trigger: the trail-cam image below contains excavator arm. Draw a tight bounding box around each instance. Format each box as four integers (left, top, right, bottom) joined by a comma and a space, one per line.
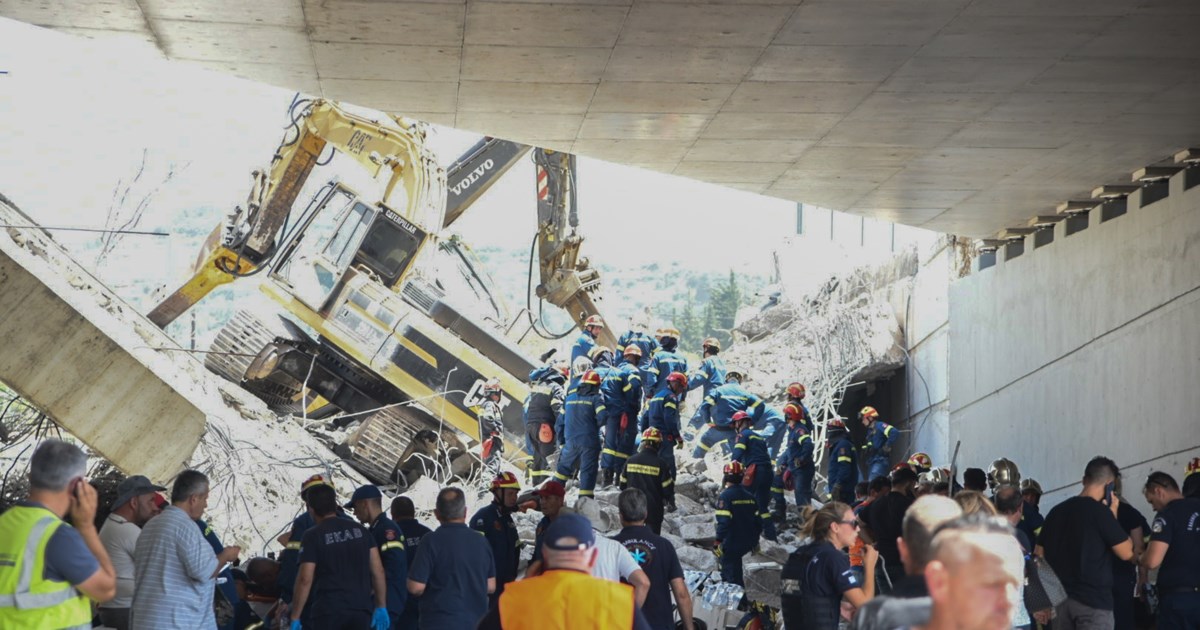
148, 99, 444, 327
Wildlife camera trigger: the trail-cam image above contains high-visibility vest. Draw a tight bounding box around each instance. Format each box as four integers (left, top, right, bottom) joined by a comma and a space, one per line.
499, 569, 635, 630
0, 505, 92, 629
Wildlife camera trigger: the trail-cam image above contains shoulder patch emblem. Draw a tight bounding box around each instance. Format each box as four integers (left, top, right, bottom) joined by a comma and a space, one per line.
1152, 518, 1165, 534
385, 529, 397, 541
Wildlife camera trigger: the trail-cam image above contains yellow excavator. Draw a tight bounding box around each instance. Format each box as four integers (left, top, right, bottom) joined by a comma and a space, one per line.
148, 97, 614, 482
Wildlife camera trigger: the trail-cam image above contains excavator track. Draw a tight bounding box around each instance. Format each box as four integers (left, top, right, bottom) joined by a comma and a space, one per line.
349, 404, 453, 484
204, 310, 307, 414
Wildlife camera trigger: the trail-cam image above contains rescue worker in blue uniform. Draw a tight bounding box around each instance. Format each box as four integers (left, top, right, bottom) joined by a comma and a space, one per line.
570, 315, 604, 378
619, 428, 674, 535
773, 403, 816, 520
277, 475, 356, 609
197, 517, 239, 630
715, 461, 761, 586
346, 485, 407, 629
1019, 478, 1046, 543
477, 378, 506, 476
642, 328, 688, 399
554, 370, 606, 497
643, 371, 688, 510
859, 406, 897, 481
470, 472, 523, 608
600, 345, 644, 487
692, 369, 762, 457
730, 413, 777, 542
522, 363, 566, 485
826, 419, 858, 504
617, 326, 658, 370
754, 404, 787, 458
688, 337, 727, 398
784, 382, 815, 434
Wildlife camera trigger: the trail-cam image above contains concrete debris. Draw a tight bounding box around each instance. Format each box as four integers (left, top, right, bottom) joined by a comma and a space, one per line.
675, 544, 718, 573
742, 561, 782, 608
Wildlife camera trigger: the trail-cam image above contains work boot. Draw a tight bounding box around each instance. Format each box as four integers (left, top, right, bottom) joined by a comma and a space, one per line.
602, 469, 615, 488
665, 499, 677, 513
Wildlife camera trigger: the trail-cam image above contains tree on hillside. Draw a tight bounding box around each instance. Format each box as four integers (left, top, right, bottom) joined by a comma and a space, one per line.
708, 269, 743, 348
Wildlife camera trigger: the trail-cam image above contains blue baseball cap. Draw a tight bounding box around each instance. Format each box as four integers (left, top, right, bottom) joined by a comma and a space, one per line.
543, 513, 595, 551
343, 484, 383, 508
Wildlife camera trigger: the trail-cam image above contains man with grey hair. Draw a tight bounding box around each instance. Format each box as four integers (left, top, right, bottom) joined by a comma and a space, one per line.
476, 513, 653, 629
130, 469, 240, 630
0, 439, 116, 628
920, 513, 1026, 630
614, 488, 694, 630
407, 487, 496, 629
851, 495, 962, 629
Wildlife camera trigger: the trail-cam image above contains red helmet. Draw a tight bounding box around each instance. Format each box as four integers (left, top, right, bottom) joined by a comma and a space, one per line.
491, 471, 521, 491
786, 382, 806, 398
828, 418, 846, 430
860, 406, 879, 421
622, 344, 643, 359
893, 462, 914, 474
723, 461, 745, 476
1186, 457, 1200, 479
641, 427, 663, 442
731, 410, 752, 426
584, 315, 604, 328
908, 452, 932, 472
580, 370, 602, 386
666, 372, 687, 388
783, 403, 804, 421
300, 474, 333, 496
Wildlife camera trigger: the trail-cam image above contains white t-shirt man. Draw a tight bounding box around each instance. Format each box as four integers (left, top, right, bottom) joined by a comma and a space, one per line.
592, 534, 640, 582
99, 513, 141, 609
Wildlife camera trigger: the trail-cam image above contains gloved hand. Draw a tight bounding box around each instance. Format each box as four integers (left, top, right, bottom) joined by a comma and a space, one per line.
674, 436, 684, 450
882, 445, 892, 454
371, 607, 390, 630
290, 620, 302, 630
782, 469, 794, 491
713, 541, 723, 559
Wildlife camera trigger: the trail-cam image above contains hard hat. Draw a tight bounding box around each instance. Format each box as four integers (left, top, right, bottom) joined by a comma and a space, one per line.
731, 410, 752, 426
907, 452, 932, 472
572, 356, 593, 375
723, 461, 745, 476
1186, 457, 1200, 479
580, 370, 602, 386
666, 372, 688, 388
482, 377, 502, 394
641, 427, 663, 442
987, 458, 1021, 489
783, 403, 803, 421
659, 327, 680, 340
300, 474, 333, 496
786, 382, 806, 398
859, 406, 879, 420
702, 337, 721, 351
588, 345, 612, 361
725, 367, 746, 381
584, 315, 605, 328
491, 471, 521, 491
827, 418, 846, 430
1019, 478, 1043, 496
894, 462, 915, 475
622, 344, 643, 359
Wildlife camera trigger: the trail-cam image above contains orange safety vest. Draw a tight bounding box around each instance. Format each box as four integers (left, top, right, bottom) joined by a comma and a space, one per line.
499, 569, 635, 630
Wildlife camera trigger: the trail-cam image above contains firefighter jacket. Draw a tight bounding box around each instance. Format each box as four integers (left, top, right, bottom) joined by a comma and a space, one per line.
715, 485, 761, 556
698, 383, 763, 428
731, 428, 772, 468
688, 356, 727, 397
563, 387, 605, 447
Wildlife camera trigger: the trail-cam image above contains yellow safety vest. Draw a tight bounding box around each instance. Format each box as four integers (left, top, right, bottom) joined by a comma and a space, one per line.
0, 505, 92, 629
499, 569, 635, 630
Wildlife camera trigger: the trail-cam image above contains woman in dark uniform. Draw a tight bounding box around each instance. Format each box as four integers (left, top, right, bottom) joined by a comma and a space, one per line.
781, 501, 877, 630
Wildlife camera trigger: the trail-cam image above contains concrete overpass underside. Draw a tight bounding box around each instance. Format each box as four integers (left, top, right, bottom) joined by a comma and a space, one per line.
3, 0, 1199, 238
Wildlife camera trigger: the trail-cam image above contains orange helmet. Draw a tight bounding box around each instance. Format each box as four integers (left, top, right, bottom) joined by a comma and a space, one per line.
300, 474, 333, 496
491, 471, 521, 491
908, 452, 932, 472
580, 370, 602, 386
783, 403, 804, 421
666, 372, 688, 388
584, 315, 604, 328
1186, 457, 1200, 479
641, 427, 663, 442
731, 410, 752, 426
723, 461, 745, 476
702, 337, 721, 351
860, 406, 879, 421
786, 382, 806, 398
659, 327, 680, 340
622, 344, 643, 359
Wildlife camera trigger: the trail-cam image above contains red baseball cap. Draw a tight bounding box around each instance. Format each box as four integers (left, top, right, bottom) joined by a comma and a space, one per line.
534, 481, 566, 498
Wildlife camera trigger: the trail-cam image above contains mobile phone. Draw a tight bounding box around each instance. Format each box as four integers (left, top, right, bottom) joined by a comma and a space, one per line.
1103, 481, 1115, 506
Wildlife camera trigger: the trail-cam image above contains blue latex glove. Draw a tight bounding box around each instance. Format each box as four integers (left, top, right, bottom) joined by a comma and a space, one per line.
372, 607, 390, 630
290, 621, 302, 630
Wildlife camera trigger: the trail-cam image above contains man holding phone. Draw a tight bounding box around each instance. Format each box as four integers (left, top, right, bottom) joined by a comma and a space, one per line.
1035, 456, 1134, 630
0, 439, 118, 628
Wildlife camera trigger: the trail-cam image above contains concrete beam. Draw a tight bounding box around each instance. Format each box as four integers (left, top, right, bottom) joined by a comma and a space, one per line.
1091, 184, 1140, 199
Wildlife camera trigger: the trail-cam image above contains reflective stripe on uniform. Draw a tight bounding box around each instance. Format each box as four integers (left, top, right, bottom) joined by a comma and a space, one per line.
381, 541, 405, 552
771, 487, 784, 494
578, 489, 594, 497
0, 515, 77, 610
601, 449, 629, 459
553, 471, 570, 481
662, 478, 673, 488
714, 510, 732, 517
732, 499, 756, 506
285, 541, 302, 550
665, 402, 676, 409
625, 463, 660, 476
838, 456, 852, 463
734, 443, 747, 450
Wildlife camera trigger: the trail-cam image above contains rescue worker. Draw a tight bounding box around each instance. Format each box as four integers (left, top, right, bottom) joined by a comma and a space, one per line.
784, 382, 815, 434
781, 502, 876, 630
478, 378, 505, 476
714, 461, 761, 586
642, 328, 687, 399
691, 368, 763, 457
774, 402, 816, 520
1019, 477, 1045, 542
570, 315, 604, 376
600, 346, 644, 487
754, 403, 788, 458
731, 412, 777, 541
346, 485, 407, 629
617, 325, 657, 370
619, 428, 674, 535
554, 370, 606, 498
826, 419, 859, 505
907, 452, 933, 475
522, 364, 566, 485
644, 371, 688, 507
1140, 471, 1200, 630
688, 337, 727, 398
859, 406, 897, 481
278, 474, 355, 611
470, 472, 523, 607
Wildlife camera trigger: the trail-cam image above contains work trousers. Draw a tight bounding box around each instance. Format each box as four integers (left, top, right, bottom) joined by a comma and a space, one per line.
867, 457, 890, 482
752, 416, 786, 457
746, 465, 777, 541
1053, 598, 1114, 630
600, 411, 636, 473
692, 425, 736, 458
719, 549, 746, 586
523, 423, 557, 485
656, 442, 678, 490
555, 440, 599, 496
1158, 591, 1200, 630
772, 466, 814, 518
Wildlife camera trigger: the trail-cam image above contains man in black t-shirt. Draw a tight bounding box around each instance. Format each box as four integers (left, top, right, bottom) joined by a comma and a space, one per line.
1035, 456, 1133, 630
1140, 471, 1200, 630
291, 485, 388, 630
613, 489, 693, 630
862, 467, 917, 592
390, 496, 432, 630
